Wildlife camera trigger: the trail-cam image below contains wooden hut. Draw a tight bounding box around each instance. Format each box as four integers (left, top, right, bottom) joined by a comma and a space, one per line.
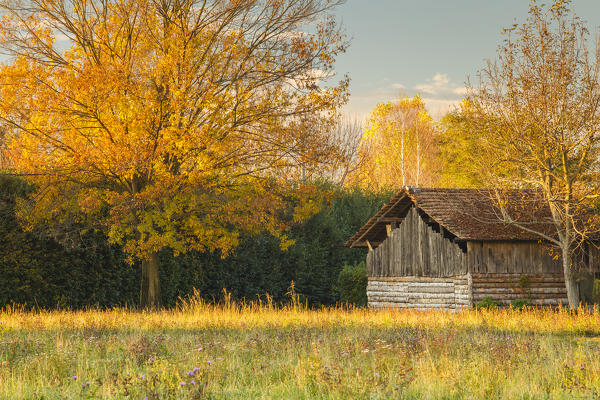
345, 187, 599, 309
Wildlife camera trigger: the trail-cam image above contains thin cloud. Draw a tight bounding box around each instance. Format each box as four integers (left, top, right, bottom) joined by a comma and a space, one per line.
452, 87, 468, 96
412, 73, 466, 117
342, 73, 467, 121
413, 73, 460, 96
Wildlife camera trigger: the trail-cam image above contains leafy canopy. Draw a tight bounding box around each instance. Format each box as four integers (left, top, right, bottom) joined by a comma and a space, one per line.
348, 95, 438, 190
0, 0, 349, 259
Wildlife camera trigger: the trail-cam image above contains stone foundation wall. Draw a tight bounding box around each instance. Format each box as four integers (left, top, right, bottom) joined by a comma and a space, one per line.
367, 275, 472, 310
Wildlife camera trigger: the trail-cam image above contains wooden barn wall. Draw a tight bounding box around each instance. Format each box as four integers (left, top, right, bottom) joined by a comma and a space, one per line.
576, 244, 600, 274
466, 241, 562, 274
471, 273, 567, 306
366, 207, 467, 278
367, 275, 471, 310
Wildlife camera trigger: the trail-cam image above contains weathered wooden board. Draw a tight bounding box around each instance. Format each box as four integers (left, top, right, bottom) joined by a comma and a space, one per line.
367, 207, 467, 278
466, 241, 562, 274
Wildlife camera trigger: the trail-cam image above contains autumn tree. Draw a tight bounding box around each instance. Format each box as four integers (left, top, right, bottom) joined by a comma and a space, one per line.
437, 99, 498, 188
348, 95, 439, 190
0, 0, 349, 308
467, 0, 600, 308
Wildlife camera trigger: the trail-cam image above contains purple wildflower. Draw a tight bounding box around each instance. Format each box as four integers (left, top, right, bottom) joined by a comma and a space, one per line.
72, 375, 77, 380
580, 364, 586, 370
179, 381, 186, 386
207, 360, 213, 365
193, 367, 200, 373
187, 370, 195, 377
190, 380, 196, 385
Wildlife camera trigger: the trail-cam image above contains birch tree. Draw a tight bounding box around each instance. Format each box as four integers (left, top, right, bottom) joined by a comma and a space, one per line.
348, 96, 439, 190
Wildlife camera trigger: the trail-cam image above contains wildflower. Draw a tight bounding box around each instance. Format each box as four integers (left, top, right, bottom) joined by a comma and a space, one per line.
580, 364, 586, 370
72, 375, 77, 380
140, 375, 145, 380
190, 380, 196, 385
207, 360, 213, 365
86, 381, 90, 386
187, 370, 195, 377
179, 381, 186, 386
193, 367, 200, 373
197, 347, 203, 351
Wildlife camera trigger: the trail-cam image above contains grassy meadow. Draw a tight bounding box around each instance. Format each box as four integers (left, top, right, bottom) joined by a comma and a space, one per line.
1, 296, 600, 399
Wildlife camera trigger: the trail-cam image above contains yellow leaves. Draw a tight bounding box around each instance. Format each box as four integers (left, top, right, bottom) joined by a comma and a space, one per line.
348, 95, 439, 190
278, 234, 295, 251
293, 198, 320, 224
76, 189, 103, 214
0, 0, 348, 261
418, 110, 432, 125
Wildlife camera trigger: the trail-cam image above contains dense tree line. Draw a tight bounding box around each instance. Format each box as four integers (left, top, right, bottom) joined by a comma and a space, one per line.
0, 175, 386, 309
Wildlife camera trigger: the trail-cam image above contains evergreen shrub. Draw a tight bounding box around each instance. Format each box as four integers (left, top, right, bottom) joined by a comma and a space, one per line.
336, 262, 368, 307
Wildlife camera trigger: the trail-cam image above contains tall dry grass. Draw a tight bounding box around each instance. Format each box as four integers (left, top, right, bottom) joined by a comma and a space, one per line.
0, 294, 599, 399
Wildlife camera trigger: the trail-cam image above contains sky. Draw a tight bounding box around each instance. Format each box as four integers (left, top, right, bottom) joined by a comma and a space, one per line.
332, 0, 600, 120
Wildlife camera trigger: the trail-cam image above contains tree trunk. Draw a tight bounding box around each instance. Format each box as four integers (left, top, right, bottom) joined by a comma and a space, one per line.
562, 248, 579, 310
401, 132, 405, 187
140, 251, 160, 309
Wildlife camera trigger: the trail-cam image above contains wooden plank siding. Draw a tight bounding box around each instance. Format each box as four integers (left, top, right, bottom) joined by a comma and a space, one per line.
466, 241, 562, 274
367, 206, 467, 278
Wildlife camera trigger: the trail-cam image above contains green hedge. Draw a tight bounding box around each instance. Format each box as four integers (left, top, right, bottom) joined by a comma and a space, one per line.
0, 175, 140, 309
0, 175, 388, 309
336, 262, 368, 307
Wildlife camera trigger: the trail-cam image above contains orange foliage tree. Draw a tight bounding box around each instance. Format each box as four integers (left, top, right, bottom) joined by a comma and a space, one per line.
348, 96, 439, 190
0, 0, 349, 308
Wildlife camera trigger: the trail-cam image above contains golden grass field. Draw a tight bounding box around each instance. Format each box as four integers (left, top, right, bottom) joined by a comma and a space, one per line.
1, 296, 600, 399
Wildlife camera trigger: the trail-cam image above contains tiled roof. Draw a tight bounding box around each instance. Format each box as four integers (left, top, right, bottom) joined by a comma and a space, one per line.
345, 187, 558, 248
